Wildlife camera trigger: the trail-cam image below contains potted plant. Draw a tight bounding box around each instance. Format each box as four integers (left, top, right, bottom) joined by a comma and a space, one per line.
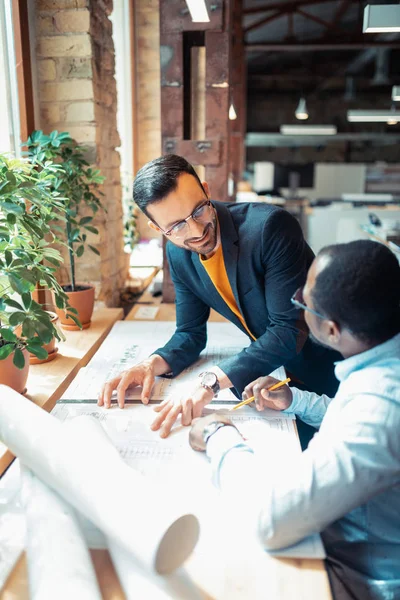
0, 154, 76, 391
27, 131, 105, 330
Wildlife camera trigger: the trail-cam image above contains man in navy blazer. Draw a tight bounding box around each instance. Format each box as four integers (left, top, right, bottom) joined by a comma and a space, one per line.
99, 155, 340, 438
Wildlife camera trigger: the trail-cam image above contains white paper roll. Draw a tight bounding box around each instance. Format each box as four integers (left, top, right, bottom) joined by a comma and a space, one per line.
0, 386, 200, 574
20, 466, 101, 600
108, 539, 203, 600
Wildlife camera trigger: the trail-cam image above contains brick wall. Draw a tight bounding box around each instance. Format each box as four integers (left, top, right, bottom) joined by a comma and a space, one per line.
35, 0, 128, 306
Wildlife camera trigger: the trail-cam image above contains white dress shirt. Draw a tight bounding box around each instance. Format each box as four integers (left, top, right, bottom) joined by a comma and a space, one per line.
207, 333, 400, 600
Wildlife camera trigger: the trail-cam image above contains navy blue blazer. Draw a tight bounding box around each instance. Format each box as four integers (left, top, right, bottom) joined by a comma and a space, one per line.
155, 201, 339, 396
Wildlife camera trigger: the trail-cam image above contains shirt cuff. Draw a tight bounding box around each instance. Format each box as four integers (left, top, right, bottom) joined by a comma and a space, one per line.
281, 386, 305, 416
206, 425, 244, 461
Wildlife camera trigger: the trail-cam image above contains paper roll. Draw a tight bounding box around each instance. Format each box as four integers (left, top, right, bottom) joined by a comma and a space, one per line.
0, 386, 200, 574
20, 466, 101, 600
108, 539, 203, 600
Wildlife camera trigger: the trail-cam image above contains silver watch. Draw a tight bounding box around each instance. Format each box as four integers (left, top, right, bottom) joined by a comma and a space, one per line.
202, 420, 227, 445
199, 371, 220, 396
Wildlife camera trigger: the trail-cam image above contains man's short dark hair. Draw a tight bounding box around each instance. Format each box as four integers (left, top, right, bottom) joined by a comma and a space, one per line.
312, 240, 400, 344
133, 154, 205, 217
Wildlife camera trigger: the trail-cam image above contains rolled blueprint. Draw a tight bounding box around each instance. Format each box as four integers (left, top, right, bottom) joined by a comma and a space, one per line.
20, 466, 101, 600
0, 386, 200, 574
108, 539, 203, 600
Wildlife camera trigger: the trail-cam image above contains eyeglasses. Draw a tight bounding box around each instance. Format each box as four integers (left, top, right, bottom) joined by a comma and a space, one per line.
291, 287, 326, 319
161, 200, 214, 240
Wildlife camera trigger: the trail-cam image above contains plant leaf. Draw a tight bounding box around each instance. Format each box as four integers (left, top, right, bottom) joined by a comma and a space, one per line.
88, 245, 100, 256
21, 292, 32, 310
13, 347, 25, 369
26, 344, 48, 360
0, 344, 14, 360
0, 328, 17, 342
9, 311, 27, 326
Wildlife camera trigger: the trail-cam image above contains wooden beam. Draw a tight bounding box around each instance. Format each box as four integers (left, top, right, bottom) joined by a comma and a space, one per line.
244, 0, 334, 16
296, 7, 332, 29
12, 0, 35, 142
244, 9, 286, 33
332, 0, 352, 27
246, 41, 400, 51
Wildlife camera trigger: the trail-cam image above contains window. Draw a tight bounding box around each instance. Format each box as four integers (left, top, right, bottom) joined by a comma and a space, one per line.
0, 1, 21, 154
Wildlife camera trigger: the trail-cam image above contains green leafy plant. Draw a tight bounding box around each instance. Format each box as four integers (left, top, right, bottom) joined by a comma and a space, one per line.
27, 130, 105, 292
0, 154, 76, 367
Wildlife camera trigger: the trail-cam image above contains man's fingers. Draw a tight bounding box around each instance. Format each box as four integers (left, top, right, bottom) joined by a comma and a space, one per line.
242, 384, 253, 400
102, 380, 118, 409
151, 400, 174, 430
159, 404, 182, 438
181, 398, 193, 426
141, 373, 154, 405
193, 402, 204, 419
153, 397, 171, 413
253, 383, 264, 412
116, 375, 131, 409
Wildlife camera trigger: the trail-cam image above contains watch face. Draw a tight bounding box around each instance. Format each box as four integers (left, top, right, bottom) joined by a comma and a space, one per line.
202, 372, 217, 387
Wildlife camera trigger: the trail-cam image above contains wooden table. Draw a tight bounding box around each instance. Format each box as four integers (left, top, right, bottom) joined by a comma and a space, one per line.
0, 307, 123, 477
1, 304, 332, 600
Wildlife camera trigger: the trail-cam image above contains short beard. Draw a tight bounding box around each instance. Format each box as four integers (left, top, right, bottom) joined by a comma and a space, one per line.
183, 214, 218, 255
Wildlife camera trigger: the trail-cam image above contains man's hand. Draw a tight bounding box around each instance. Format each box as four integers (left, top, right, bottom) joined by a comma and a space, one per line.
98, 359, 156, 409
189, 413, 234, 452
151, 385, 214, 438
242, 376, 293, 412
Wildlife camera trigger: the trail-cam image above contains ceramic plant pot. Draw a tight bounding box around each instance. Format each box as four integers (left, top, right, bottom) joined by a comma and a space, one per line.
54, 285, 95, 331
0, 348, 30, 394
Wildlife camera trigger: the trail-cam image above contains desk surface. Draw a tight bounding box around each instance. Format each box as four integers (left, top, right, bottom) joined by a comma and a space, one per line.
1, 304, 332, 600
0, 307, 124, 477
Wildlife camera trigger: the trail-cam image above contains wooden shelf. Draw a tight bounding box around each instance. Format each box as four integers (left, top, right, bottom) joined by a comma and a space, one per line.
0, 307, 123, 477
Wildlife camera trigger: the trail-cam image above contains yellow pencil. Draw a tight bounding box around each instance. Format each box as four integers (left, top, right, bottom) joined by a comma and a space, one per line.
230, 377, 291, 411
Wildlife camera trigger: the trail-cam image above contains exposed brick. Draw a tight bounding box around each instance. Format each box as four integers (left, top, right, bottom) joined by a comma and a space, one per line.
40, 104, 61, 124
65, 101, 95, 122
37, 58, 56, 81
37, 35, 91, 58
58, 57, 92, 79
111, 151, 121, 167
36, 0, 88, 9
67, 125, 97, 143
36, 15, 53, 35
40, 80, 93, 101
53, 9, 90, 33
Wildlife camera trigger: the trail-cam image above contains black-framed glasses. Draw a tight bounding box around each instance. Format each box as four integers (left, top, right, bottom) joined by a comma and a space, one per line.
161, 200, 213, 239
291, 287, 326, 319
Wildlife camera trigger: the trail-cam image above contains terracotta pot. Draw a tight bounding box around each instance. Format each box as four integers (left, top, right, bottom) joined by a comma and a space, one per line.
54, 285, 95, 331
14, 312, 59, 365
0, 348, 29, 394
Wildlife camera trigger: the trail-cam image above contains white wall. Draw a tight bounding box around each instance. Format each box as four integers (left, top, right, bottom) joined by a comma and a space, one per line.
307, 204, 400, 254
253, 162, 367, 200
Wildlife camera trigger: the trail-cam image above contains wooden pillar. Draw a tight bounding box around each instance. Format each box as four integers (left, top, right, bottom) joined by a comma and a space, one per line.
229, 0, 246, 199
160, 0, 236, 301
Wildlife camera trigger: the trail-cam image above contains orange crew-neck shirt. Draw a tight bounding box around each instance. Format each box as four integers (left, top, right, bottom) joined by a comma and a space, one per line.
200, 243, 256, 340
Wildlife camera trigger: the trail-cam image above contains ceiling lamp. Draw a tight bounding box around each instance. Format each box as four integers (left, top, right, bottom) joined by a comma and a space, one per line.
280, 125, 337, 135
229, 103, 237, 120
184, 0, 210, 22
363, 4, 400, 33
347, 110, 400, 122
295, 98, 309, 120
392, 86, 400, 101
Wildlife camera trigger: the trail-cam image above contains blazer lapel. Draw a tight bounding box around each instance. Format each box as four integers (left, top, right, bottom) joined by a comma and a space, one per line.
214, 202, 244, 315
189, 202, 245, 332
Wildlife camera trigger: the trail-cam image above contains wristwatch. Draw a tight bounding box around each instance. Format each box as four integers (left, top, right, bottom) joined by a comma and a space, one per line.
199, 371, 220, 396
202, 420, 227, 445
